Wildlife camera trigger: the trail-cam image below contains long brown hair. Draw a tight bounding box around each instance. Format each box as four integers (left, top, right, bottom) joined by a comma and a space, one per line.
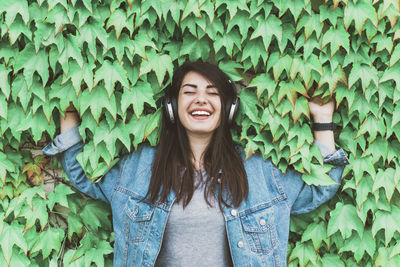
145, 61, 248, 210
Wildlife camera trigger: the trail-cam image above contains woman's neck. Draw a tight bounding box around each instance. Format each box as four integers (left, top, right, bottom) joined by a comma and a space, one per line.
186, 132, 212, 170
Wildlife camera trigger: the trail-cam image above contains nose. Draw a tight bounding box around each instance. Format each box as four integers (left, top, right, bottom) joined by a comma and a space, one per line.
195, 91, 207, 104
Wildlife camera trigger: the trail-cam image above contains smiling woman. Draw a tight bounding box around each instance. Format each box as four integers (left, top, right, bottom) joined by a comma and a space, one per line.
43, 61, 348, 267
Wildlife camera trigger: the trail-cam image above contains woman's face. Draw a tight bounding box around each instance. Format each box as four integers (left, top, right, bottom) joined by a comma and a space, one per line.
177, 71, 222, 139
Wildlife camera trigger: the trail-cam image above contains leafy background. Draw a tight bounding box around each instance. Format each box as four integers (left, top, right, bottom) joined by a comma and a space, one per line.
0, 0, 399, 265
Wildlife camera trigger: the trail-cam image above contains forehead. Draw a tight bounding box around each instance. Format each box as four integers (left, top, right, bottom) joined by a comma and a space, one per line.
181, 71, 214, 86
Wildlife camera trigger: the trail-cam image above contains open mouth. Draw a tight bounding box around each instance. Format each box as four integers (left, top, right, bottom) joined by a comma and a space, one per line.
190, 110, 212, 120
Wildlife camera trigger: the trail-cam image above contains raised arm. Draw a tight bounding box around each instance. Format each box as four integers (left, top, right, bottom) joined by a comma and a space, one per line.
42, 104, 122, 203
274, 97, 349, 214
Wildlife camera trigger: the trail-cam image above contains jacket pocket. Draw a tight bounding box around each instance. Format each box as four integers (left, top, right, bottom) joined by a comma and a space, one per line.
124, 198, 155, 243
240, 206, 278, 255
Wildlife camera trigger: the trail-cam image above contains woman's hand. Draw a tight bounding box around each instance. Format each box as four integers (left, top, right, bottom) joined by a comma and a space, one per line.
308, 96, 336, 154
308, 96, 334, 123
60, 103, 80, 133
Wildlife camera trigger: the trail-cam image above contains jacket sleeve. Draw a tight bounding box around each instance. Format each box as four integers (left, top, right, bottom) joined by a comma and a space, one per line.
42, 125, 127, 204
275, 142, 349, 215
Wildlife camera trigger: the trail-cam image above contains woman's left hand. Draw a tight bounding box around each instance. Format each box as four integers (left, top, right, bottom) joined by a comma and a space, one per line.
308, 96, 335, 123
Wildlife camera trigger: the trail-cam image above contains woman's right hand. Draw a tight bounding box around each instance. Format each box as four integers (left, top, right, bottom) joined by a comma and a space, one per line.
60, 103, 80, 133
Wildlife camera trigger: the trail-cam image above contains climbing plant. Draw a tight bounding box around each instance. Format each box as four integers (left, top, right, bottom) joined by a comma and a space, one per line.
0, 0, 399, 265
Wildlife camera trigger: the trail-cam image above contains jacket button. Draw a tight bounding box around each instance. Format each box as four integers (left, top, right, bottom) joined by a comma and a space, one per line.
259, 219, 266, 226
134, 208, 139, 215
231, 209, 237, 216
237, 241, 244, 248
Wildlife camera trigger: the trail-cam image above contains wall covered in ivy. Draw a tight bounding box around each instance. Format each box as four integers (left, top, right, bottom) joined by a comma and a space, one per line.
0, 0, 399, 265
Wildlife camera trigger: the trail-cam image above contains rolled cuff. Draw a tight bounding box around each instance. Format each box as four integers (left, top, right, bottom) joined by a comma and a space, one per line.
313, 140, 349, 166
42, 125, 82, 156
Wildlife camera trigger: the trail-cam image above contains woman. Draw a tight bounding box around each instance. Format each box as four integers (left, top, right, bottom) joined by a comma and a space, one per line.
43, 61, 348, 266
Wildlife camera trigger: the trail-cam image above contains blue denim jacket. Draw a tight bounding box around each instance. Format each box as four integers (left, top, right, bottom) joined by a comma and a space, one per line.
43, 126, 349, 267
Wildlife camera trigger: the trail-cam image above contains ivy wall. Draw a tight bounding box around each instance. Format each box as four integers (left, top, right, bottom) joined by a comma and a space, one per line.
0, 0, 399, 266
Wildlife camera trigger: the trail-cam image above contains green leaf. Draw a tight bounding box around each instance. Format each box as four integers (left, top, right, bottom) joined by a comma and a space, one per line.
321, 23, 350, 57
327, 202, 364, 239
16, 109, 57, 143
79, 85, 117, 124
139, 51, 173, 87
380, 62, 400, 90
372, 168, 398, 204
0, 222, 28, 265
0, 94, 7, 120
181, 0, 202, 21
343, 0, 378, 35
47, 184, 75, 210
375, 246, 400, 267
30, 228, 64, 259
106, 9, 133, 39
319, 66, 347, 96
0, 63, 11, 99
94, 60, 129, 97
248, 73, 276, 100
302, 163, 337, 186
77, 19, 109, 59
45, 4, 70, 35
19, 197, 48, 230
239, 88, 260, 123
82, 236, 113, 267
270, 53, 293, 81
67, 213, 84, 240
301, 221, 327, 250
130, 32, 158, 59
49, 79, 79, 113
277, 79, 308, 108
289, 241, 318, 267
179, 35, 210, 62
58, 34, 84, 73
80, 200, 111, 231
121, 81, 156, 118
250, 13, 282, 51
296, 11, 323, 40
126, 114, 151, 150
13, 44, 49, 87
215, 0, 249, 19
214, 29, 241, 57
218, 60, 243, 81
320, 254, 345, 267
355, 115, 386, 144
390, 43, 400, 67
145, 108, 161, 140
339, 229, 376, 262
0, 0, 29, 27
372, 206, 400, 245
227, 10, 254, 42
348, 63, 379, 92
7, 16, 32, 44
93, 120, 131, 156
241, 38, 268, 69
351, 155, 376, 185
291, 96, 310, 123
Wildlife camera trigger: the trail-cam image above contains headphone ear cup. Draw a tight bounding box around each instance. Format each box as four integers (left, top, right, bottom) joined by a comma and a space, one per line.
227, 97, 239, 124
164, 96, 177, 123
226, 80, 240, 124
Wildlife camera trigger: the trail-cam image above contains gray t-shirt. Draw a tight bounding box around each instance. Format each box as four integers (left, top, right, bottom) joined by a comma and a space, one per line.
154, 170, 233, 267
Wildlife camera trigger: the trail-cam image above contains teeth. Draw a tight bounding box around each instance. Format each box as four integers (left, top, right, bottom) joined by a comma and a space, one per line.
191, 110, 211, 116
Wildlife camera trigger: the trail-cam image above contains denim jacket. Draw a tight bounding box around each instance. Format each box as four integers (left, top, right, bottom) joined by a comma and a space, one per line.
43, 125, 349, 267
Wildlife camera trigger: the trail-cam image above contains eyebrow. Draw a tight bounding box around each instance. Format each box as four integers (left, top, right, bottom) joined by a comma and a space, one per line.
181, 83, 217, 89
